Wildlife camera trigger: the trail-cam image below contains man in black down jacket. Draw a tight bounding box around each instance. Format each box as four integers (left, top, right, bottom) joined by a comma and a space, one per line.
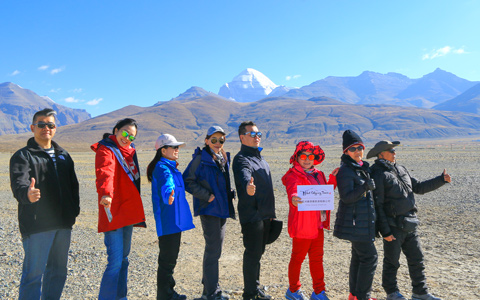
367, 141, 451, 300
10, 108, 80, 300
233, 121, 276, 300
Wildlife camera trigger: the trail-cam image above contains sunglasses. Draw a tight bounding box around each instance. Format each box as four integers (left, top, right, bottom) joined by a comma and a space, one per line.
210, 137, 225, 144
385, 148, 396, 153
348, 145, 365, 152
168, 145, 179, 149
33, 122, 56, 129
244, 131, 262, 138
299, 154, 316, 161
121, 130, 136, 142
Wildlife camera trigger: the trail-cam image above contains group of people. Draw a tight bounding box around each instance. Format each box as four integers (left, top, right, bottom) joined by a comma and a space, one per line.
9, 108, 451, 300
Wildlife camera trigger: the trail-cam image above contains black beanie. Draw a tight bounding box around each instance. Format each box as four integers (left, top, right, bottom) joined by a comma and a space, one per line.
342, 130, 363, 152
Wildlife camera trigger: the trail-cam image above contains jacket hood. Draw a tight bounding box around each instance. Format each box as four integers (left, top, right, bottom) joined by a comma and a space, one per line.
281, 163, 320, 185
91, 135, 136, 153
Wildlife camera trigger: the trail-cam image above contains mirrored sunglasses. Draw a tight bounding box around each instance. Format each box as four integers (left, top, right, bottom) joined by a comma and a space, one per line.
348, 145, 365, 152
121, 130, 136, 142
210, 137, 225, 144
299, 154, 316, 161
33, 122, 56, 129
244, 131, 262, 138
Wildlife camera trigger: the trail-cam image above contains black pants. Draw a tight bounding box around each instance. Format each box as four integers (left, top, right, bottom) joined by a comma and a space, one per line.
382, 227, 428, 295
349, 241, 378, 300
201, 215, 227, 298
241, 219, 271, 300
157, 232, 182, 300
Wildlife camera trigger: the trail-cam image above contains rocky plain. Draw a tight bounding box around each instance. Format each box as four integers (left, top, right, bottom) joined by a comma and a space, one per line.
0, 141, 479, 299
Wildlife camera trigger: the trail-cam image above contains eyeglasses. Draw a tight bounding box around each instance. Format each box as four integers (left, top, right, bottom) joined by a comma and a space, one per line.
33, 122, 56, 129
121, 130, 136, 142
299, 154, 316, 161
210, 137, 225, 144
168, 145, 179, 149
348, 145, 365, 152
386, 148, 396, 153
244, 131, 262, 138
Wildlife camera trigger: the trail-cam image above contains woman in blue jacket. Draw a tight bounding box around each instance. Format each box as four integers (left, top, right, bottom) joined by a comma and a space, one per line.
183, 126, 235, 300
147, 133, 195, 300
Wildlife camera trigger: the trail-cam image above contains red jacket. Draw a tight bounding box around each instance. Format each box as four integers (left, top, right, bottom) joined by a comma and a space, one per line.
282, 163, 337, 239
91, 136, 146, 233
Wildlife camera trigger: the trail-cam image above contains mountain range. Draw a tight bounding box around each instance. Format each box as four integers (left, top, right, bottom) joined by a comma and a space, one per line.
0, 82, 91, 135
219, 68, 479, 110
2, 68, 480, 150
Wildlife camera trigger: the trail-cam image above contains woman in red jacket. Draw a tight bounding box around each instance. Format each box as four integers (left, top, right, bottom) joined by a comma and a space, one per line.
91, 118, 146, 300
281, 141, 338, 300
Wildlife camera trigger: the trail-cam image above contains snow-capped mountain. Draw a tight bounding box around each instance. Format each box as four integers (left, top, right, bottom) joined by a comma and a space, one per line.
218, 68, 283, 102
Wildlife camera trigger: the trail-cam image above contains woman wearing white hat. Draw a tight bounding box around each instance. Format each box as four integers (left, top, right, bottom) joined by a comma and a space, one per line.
147, 134, 195, 300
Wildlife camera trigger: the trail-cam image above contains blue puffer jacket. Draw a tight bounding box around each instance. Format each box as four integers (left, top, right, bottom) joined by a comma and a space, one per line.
183, 147, 235, 219
151, 157, 195, 236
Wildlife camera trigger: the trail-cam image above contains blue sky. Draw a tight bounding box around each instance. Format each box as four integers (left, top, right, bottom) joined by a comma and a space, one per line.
1, 0, 479, 117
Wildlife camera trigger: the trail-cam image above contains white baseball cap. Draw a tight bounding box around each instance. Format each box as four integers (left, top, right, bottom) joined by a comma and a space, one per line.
155, 134, 185, 150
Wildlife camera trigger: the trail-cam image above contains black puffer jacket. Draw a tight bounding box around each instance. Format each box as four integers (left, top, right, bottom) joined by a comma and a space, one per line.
232, 145, 276, 224
371, 159, 446, 237
334, 154, 376, 243
10, 138, 80, 237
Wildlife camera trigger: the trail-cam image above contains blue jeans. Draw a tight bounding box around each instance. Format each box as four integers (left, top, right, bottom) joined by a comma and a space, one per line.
99, 225, 133, 300
19, 228, 72, 300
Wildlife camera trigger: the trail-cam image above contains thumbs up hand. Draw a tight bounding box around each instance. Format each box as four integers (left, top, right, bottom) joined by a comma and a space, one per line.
443, 169, 451, 183
168, 190, 175, 205
27, 178, 41, 203
246, 177, 256, 196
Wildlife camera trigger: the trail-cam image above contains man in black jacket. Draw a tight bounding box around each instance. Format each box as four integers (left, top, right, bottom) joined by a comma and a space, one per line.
233, 121, 276, 300
367, 141, 451, 300
10, 108, 80, 300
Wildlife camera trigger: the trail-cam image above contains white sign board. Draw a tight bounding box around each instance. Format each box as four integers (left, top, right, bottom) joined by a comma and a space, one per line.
297, 185, 334, 211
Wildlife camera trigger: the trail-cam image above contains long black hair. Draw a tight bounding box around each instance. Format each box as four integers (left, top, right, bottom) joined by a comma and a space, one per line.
102, 118, 138, 140
147, 147, 165, 182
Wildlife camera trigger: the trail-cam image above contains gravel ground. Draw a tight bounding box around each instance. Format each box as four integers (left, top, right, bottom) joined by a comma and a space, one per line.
0, 142, 479, 299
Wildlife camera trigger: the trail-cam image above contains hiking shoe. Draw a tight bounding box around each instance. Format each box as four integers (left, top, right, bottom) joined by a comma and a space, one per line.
202, 292, 230, 300
411, 293, 441, 300
348, 293, 357, 300
257, 289, 273, 300
285, 289, 307, 300
171, 291, 187, 300
310, 290, 329, 300
386, 291, 407, 300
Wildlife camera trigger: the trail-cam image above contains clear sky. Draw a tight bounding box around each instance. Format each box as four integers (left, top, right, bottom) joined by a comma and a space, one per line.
1, 0, 479, 117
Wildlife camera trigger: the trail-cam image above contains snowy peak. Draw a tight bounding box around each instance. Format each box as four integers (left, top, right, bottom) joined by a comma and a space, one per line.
218, 68, 280, 102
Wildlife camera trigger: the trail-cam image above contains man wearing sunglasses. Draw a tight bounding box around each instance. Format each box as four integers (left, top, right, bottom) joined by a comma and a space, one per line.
232, 121, 276, 300
10, 108, 80, 300
367, 141, 451, 300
